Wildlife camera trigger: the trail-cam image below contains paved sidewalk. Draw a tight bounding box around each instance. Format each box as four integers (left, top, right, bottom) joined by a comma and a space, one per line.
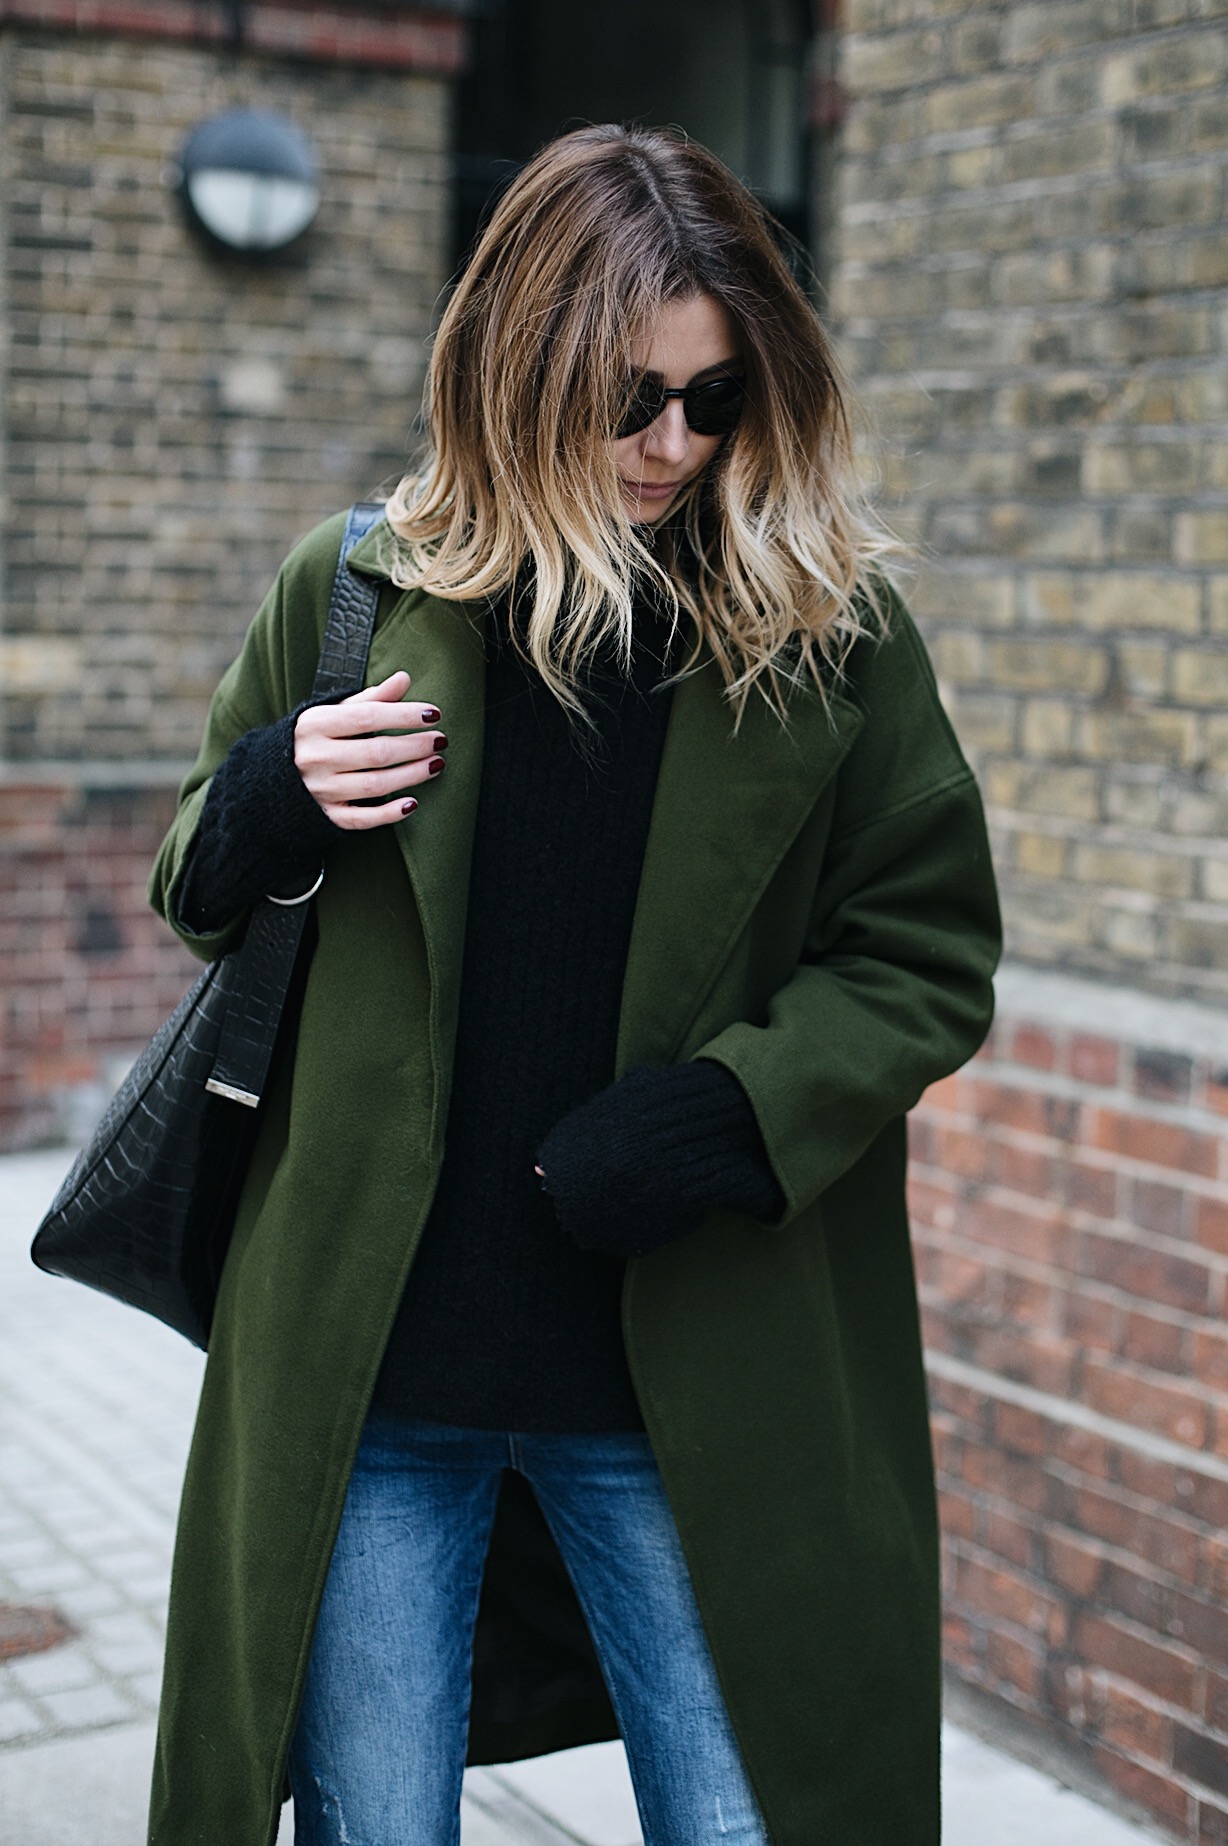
1, 1149, 1164, 1844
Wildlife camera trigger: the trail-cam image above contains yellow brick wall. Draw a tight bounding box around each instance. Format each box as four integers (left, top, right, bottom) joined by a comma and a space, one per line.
834, 0, 1228, 1002
0, 34, 450, 768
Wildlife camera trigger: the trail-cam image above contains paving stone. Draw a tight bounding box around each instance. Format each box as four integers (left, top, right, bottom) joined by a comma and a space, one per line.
87, 1642, 164, 1682
463, 1767, 595, 1844
941, 1728, 1161, 1845
61, 1523, 139, 1556
0, 1721, 158, 1845
3, 1644, 98, 1699
0, 1536, 62, 1571
105, 1571, 173, 1609
460, 1801, 540, 1846
52, 1583, 131, 1624
6, 1559, 96, 1598
87, 1558, 166, 1602
491, 1747, 642, 1846
38, 1681, 138, 1731
0, 1694, 45, 1746
122, 1669, 163, 1712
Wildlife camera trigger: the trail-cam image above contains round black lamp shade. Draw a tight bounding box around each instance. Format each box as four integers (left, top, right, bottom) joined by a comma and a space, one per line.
178, 109, 320, 252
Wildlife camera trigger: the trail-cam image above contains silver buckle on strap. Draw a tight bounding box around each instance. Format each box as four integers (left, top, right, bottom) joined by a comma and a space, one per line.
204, 1077, 261, 1108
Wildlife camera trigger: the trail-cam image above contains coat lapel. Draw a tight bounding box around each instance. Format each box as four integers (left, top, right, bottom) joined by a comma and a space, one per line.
347, 523, 866, 1088
617, 660, 865, 1070
353, 559, 489, 1099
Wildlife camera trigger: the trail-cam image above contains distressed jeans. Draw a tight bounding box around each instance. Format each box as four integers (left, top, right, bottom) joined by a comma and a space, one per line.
289, 1416, 769, 1846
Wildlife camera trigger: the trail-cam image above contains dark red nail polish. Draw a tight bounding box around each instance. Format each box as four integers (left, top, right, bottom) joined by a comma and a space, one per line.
428, 756, 445, 776
421, 706, 440, 723
433, 734, 449, 751
401, 798, 418, 816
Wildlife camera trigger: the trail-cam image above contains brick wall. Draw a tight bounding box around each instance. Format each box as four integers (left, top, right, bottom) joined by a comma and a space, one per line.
0, 26, 451, 767
0, 783, 195, 1144
835, 0, 1228, 1004
912, 969, 1228, 1837
833, 2, 1228, 1835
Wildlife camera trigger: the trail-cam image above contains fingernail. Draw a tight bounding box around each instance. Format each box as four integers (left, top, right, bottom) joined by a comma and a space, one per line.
433, 734, 449, 751
428, 756, 445, 777
421, 706, 440, 723
401, 798, 418, 816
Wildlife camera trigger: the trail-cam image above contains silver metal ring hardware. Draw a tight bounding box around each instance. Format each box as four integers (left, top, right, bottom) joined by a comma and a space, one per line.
267, 868, 325, 907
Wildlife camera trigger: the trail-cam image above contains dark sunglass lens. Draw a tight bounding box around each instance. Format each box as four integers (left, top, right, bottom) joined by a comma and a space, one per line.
685, 377, 746, 436
613, 378, 666, 441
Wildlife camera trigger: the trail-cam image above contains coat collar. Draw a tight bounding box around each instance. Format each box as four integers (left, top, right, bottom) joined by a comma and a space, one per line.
348, 523, 865, 1074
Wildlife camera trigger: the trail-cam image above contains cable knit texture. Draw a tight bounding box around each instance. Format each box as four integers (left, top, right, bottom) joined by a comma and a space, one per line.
372, 597, 678, 1431
176, 705, 338, 933
538, 1060, 785, 1257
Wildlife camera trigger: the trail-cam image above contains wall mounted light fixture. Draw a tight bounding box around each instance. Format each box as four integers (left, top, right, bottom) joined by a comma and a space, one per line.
175, 109, 320, 253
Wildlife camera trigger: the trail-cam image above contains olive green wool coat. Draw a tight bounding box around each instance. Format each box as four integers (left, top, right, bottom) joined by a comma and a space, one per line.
147, 512, 1000, 1846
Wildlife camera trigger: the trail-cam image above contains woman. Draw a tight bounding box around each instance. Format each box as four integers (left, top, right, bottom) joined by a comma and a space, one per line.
149, 125, 1000, 1846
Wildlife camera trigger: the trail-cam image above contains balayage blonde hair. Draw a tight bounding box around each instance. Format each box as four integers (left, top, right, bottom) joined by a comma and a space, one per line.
383, 123, 896, 724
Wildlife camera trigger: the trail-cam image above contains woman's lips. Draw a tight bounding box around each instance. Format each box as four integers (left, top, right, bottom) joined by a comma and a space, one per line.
620, 478, 682, 499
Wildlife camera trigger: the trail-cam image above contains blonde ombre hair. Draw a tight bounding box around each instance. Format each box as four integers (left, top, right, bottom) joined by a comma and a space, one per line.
383, 124, 895, 723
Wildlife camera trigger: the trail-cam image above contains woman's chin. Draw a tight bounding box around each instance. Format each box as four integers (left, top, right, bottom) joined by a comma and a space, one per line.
620, 489, 679, 526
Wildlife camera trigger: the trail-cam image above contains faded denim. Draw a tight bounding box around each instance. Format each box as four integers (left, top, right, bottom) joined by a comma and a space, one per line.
289, 1416, 769, 1846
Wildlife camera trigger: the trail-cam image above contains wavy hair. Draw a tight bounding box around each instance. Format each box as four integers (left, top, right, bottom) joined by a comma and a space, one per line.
382, 123, 896, 723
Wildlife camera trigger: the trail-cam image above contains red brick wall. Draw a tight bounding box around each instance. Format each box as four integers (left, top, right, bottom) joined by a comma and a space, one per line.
913, 993, 1228, 1841
0, 784, 197, 1148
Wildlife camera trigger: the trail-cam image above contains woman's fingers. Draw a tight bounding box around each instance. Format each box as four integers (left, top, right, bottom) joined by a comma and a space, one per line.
292, 671, 446, 830
306, 692, 440, 740
356, 671, 412, 702
309, 751, 446, 804
300, 728, 443, 776
322, 793, 421, 832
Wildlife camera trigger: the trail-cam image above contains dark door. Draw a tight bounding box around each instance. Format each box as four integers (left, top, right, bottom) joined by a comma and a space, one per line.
454, 0, 813, 267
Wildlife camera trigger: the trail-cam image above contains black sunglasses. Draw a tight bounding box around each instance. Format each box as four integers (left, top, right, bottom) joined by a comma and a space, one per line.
614, 371, 747, 441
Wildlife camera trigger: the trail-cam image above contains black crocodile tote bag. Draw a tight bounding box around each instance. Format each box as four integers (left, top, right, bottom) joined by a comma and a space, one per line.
31, 504, 384, 1347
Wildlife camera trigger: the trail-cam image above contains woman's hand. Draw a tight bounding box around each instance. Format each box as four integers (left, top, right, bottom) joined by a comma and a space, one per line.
294, 671, 446, 830
534, 1062, 784, 1256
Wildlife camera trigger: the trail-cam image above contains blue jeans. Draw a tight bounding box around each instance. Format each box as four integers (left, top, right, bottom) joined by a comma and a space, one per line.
289, 1417, 768, 1846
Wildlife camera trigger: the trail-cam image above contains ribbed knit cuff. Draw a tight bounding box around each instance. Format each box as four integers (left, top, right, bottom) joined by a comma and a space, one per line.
537, 1060, 785, 1258
175, 706, 340, 933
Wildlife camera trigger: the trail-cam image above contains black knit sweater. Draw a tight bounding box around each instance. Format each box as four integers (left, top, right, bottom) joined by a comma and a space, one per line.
177, 593, 784, 1430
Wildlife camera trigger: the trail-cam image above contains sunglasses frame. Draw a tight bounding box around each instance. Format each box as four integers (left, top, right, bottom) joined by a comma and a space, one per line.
613, 371, 747, 442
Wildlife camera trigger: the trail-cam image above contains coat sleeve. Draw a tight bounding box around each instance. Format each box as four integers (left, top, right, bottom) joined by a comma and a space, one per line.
693, 595, 1002, 1223
147, 511, 351, 962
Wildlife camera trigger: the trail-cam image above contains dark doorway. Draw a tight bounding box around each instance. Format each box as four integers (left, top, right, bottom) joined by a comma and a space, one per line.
453, 0, 813, 272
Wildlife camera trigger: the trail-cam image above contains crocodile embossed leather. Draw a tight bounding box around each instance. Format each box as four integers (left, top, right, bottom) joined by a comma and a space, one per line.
30, 503, 384, 1348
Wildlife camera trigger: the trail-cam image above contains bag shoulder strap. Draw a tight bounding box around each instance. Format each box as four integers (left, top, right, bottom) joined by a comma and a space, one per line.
204, 505, 385, 1109
311, 500, 385, 699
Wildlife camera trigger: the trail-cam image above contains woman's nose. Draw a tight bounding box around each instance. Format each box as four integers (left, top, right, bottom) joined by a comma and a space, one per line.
644, 400, 690, 465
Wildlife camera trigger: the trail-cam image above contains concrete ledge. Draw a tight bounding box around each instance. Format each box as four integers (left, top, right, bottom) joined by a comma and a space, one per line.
0, 761, 192, 789
994, 963, 1228, 1068
926, 1349, 1228, 1486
